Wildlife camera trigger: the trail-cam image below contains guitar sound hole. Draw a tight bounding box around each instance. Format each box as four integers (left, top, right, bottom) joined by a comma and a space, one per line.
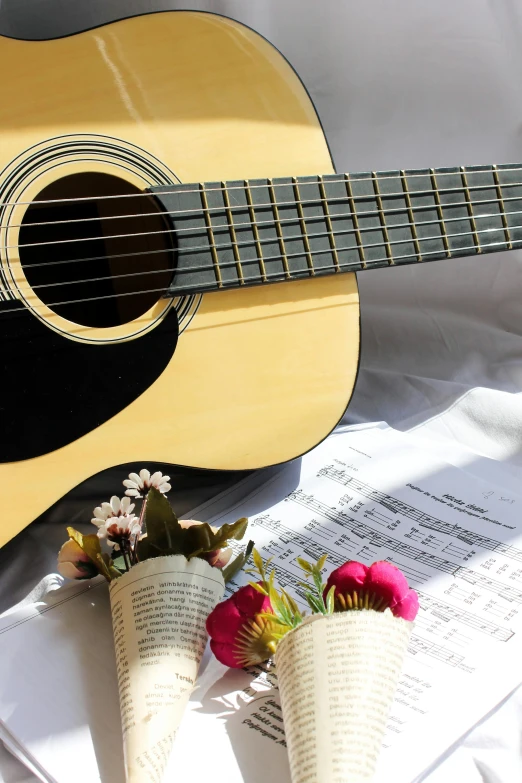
18, 172, 174, 327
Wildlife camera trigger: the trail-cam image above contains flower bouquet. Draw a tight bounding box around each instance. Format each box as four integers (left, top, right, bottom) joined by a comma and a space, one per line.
206, 552, 419, 782
58, 469, 253, 783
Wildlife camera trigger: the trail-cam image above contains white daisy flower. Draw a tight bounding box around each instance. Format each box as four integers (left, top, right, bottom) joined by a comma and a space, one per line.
97, 513, 141, 544
123, 469, 171, 498
91, 495, 135, 527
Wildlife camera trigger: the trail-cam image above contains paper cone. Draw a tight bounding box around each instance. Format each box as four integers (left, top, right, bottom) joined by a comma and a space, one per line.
109, 555, 225, 783
275, 611, 412, 783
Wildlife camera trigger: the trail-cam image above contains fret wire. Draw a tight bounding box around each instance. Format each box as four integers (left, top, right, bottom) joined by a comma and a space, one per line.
5, 234, 517, 315
318, 175, 340, 272
221, 182, 245, 285
344, 174, 367, 268
268, 179, 291, 279
4, 165, 522, 211
169, 237, 506, 292
5, 176, 522, 233
292, 177, 315, 275
459, 167, 482, 254
492, 165, 513, 250
199, 184, 222, 288
400, 171, 422, 261
9, 197, 518, 284
11, 218, 513, 303
430, 169, 451, 257
371, 173, 394, 266
244, 181, 267, 282
8, 218, 504, 298
9, 187, 522, 254
3, 225, 518, 306
10, 198, 522, 271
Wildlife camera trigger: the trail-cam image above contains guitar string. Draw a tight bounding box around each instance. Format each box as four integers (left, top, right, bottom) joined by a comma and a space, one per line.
12, 202, 522, 275
0, 165, 521, 209
2, 189, 522, 255
1, 235, 517, 317
4, 177, 522, 232
1, 219, 519, 299
1, 233, 518, 315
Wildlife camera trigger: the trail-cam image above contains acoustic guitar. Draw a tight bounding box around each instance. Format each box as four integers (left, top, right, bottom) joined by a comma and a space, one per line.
1, 11, 520, 546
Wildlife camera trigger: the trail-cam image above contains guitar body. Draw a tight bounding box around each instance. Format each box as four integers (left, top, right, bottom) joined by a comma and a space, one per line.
0, 11, 360, 546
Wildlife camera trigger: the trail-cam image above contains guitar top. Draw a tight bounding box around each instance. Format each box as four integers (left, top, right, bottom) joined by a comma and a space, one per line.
0, 11, 519, 545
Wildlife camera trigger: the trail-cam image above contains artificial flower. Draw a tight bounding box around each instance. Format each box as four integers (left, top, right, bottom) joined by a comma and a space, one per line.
179, 519, 233, 569
206, 583, 275, 668
97, 513, 141, 545
324, 560, 419, 620
57, 539, 99, 580
91, 496, 141, 545
123, 469, 171, 498
91, 495, 135, 526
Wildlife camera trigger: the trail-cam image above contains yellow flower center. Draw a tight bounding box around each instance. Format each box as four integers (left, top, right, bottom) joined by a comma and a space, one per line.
335, 589, 388, 612
233, 615, 280, 667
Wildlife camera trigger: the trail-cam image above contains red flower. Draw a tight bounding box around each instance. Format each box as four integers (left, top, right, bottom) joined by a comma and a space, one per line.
206, 583, 274, 668
324, 560, 419, 620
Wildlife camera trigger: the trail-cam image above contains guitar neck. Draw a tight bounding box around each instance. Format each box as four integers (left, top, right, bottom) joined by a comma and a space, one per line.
151, 164, 522, 296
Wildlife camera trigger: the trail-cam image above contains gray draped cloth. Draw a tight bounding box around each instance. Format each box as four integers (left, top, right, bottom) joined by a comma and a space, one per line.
2, 2, 522, 781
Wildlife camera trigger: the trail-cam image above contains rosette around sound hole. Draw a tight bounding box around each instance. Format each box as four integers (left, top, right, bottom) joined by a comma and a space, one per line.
19, 172, 175, 327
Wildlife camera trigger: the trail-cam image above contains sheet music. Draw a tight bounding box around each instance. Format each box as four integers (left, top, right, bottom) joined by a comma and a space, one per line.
2, 426, 522, 783
173, 426, 522, 783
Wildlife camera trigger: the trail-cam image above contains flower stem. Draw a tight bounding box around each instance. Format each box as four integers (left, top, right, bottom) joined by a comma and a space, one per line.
133, 496, 147, 563
121, 546, 131, 572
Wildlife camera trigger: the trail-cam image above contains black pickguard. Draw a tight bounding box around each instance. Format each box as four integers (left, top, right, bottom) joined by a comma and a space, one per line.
0, 304, 178, 463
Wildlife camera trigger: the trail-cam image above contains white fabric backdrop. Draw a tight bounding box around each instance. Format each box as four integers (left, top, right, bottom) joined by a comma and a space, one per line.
1, 1, 522, 780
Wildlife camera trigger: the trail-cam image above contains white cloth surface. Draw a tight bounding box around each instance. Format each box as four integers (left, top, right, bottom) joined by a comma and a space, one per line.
2, 1, 522, 781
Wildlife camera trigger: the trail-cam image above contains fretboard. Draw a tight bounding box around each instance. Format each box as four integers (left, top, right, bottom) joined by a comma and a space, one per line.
150, 164, 522, 296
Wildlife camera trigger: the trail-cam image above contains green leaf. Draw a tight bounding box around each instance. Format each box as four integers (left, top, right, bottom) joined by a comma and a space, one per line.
248, 581, 269, 595
252, 548, 266, 580
136, 536, 163, 562
95, 553, 112, 581
296, 557, 313, 574
267, 584, 294, 626
182, 517, 248, 560
326, 585, 336, 614
112, 555, 126, 571
317, 554, 328, 572
222, 540, 254, 584
256, 613, 293, 637
66, 527, 115, 582
204, 517, 248, 549
142, 488, 248, 560
305, 593, 325, 614
143, 488, 182, 552
312, 569, 324, 594
282, 590, 300, 617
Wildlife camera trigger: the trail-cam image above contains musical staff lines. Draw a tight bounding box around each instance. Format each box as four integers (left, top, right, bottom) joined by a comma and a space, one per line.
409, 634, 464, 667
418, 591, 513, 641
251, 514, 349, 566
288, 490, 522, 604
318, 466, 522, 563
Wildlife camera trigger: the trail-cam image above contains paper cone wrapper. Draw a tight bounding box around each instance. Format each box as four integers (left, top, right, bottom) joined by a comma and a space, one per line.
275, 611, 412, 783
109, 555, 225, 783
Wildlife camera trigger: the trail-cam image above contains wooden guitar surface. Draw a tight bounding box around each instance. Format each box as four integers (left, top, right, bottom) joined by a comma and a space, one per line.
0, 12, 360, 546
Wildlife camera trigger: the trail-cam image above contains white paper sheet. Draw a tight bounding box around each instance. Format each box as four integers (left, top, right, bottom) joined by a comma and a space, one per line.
2, 427, 522, 783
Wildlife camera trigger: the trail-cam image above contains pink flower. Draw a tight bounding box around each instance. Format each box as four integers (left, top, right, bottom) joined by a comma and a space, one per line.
206, 583, 274, 668
179, 520, 232, 570
324, 560, 419, 620
57, 539, 98, 580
